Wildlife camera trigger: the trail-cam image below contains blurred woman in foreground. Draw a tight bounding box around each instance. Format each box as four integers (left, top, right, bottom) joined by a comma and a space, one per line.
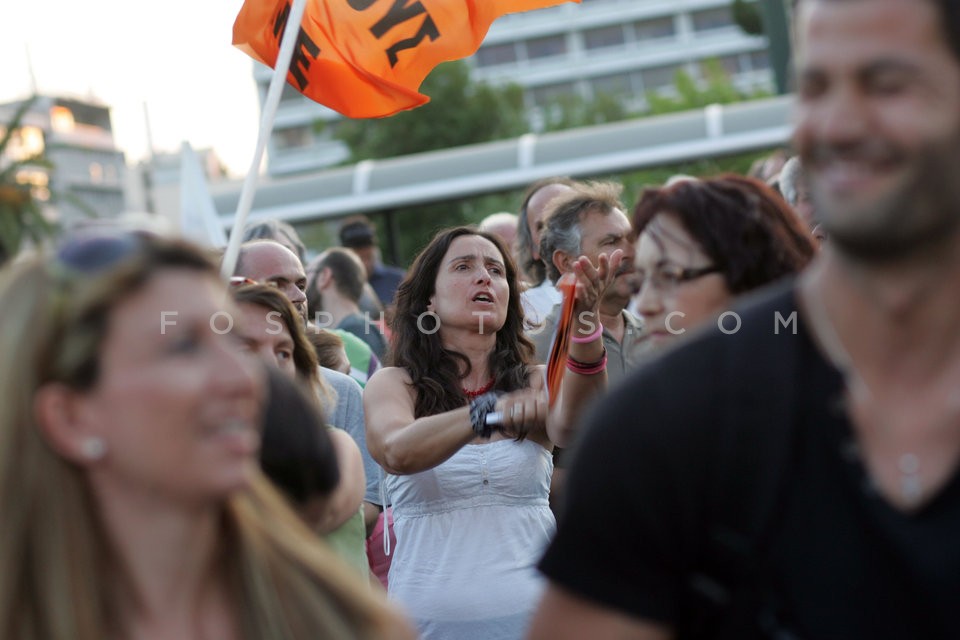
0, 230, 411, 639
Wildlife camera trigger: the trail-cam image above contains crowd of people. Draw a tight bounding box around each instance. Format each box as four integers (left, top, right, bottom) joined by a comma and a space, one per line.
1, 0, 958, 637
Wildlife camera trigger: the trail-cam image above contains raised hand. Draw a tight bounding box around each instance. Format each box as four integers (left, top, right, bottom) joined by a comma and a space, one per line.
570, 248, 624, 320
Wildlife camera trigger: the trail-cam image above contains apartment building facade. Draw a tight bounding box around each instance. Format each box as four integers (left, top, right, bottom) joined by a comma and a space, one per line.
255, 0, 772, 176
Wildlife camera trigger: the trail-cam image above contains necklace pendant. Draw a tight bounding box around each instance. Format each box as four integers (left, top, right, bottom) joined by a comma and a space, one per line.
898, 453, 923, 504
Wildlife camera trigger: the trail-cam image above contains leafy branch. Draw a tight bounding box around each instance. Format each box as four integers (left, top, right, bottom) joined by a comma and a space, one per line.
0, 97, 57, 264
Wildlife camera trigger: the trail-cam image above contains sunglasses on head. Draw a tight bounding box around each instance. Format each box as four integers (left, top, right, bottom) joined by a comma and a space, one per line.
229, 276, 259, 287
53, 230, 151, 276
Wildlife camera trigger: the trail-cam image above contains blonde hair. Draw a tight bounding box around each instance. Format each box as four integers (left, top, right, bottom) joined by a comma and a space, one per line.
0, 237, 405, 640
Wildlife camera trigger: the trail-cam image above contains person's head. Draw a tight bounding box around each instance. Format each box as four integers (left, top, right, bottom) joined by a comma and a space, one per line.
11, 231, 265, 507
232, 283, 320, 387
0, 234, 410, 640
747, 148, 789, 183
391, 226, 534, 418
307, 328, 351, 375
516, 178, 578, 284
632, 175, 816, 347
339, 216, 379, 277
539, 180, 636, 308
242, 219, 308, 265
793, 0, 960, 263
778, 156, 817, 231
306, 247, 367, 313
259, 366, 340, 508
234, 240, 308, 321
479, 211, 519, 253
0, 231, 268, 626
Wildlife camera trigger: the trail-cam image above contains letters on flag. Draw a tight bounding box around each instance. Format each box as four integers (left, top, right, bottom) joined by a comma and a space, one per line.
233, 0, 574, 119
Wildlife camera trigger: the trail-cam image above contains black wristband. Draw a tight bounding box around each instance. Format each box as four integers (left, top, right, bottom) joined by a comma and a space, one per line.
469, 391, 501, 439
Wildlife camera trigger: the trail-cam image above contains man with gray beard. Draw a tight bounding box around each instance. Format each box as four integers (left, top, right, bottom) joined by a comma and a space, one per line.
530, 181, 643, 386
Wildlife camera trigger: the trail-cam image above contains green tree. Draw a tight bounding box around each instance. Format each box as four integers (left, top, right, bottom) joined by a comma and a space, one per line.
316, 60, 530, 264
732, 0, 764, 36
645, 60, 770, 115
331, 60, 528, 162
0, 99, 56, 265
540, 91, 630, 132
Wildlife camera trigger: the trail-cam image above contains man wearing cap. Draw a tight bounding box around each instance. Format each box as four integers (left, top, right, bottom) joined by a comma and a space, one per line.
339, 217, 406, 312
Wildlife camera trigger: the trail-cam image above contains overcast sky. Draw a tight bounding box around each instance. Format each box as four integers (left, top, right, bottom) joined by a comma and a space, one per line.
1, 0, 262, 176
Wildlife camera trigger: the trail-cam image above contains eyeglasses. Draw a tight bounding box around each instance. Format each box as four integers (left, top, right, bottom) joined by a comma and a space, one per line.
635, 263, 721, 295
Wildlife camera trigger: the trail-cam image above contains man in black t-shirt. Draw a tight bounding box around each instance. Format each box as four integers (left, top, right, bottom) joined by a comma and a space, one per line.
529, 1, 960, 638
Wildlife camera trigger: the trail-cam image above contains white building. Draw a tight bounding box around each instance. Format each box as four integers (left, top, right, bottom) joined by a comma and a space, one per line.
0, 95, 127, 226
254, 0, 772, 177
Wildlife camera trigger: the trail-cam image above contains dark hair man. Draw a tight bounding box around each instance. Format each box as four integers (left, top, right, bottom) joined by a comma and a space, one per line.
307, 248, 388, 362
339, 216, 406, 311
530, 1, 960, 638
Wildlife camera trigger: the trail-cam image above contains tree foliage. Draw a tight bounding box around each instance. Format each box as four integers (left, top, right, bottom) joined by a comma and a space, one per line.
540, 92, 629, 132
645, 60, 771, 115
331, 60, 528, 162
317, 60, 530, 264
0, 98, 56, 265
732, 0, 764, 36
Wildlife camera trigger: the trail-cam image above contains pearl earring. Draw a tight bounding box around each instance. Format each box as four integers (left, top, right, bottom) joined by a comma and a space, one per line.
82, 438, 106, 460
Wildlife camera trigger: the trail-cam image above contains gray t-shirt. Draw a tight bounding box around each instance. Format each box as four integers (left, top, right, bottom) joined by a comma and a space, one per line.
319, 366, 382, 505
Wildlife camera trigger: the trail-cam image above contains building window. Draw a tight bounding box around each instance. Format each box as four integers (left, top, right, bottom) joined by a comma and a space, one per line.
525, 35, 567, 60
50, 105, 76, 133
633, 16, 676, 42
691, 7, 735, 32
2, 125, 45, 160
641, 64, 681, 91
89, 162, 103, 183
476, 43, 518, 67
531, 82, 576, 107
750, 50, 771, 71
583, 25, 625, 50
711, 54, 743, 76
274, 125, 313, 151
591, 73, 633, 98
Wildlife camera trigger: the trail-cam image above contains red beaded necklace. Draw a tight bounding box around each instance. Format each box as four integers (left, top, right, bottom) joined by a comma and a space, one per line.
462, 377, 495, 399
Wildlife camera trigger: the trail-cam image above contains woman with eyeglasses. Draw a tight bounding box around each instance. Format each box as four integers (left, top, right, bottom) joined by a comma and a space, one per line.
632, 175, 815, 349
0, 231, 412, 640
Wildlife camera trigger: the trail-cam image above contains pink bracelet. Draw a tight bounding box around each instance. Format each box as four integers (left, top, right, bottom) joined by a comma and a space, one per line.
570, 322, 603, 344
566, 353, 607, 375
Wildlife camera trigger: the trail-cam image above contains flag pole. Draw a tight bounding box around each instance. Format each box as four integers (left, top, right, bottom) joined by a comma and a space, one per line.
220, 0, 309, 279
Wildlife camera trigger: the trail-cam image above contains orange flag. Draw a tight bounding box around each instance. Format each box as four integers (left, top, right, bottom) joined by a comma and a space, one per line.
545, 273, 576, 408
233, 0, 575, 118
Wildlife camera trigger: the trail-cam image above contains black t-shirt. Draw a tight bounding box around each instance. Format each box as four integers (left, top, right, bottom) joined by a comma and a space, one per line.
539, 283, 960, 639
